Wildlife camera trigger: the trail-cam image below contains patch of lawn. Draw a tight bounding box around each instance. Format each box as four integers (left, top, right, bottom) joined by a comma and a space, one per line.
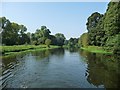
81, 46, 113, 54
0, 45, 60, 56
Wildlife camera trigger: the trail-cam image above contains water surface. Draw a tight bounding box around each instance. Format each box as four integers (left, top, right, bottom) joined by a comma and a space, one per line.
1, 48, 120, 88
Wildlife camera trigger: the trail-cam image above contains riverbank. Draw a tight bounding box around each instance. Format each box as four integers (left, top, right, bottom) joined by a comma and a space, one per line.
81, 46, 113, 54
0, 45, 60, 56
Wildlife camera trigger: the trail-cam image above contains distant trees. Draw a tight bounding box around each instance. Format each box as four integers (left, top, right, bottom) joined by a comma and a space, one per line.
0, 17, 66, 47
55, 33, 66, 46
68, 38, 79, 48
31, 27, 66, 47
31, 26, 51, 45
64, 37, 79, 48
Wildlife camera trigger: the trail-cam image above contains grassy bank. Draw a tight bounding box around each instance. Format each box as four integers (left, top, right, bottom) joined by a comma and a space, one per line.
81, 46, 113, 54
0, 45, 60, 56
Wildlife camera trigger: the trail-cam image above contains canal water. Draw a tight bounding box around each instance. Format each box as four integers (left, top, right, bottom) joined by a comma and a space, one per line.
1, 48, 120, 88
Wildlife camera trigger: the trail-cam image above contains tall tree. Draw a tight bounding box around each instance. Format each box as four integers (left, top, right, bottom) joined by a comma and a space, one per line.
103, 2, 120, 48
86, 12, 103, 46
104, 2, 120, 36
0, 17, 30, 45
86, 12, 103, 32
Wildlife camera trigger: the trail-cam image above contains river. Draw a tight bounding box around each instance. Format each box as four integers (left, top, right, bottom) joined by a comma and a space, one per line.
1, 48, 120, 89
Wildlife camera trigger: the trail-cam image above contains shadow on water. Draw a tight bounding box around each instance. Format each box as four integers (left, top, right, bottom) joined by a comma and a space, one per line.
79, 50, 120, 89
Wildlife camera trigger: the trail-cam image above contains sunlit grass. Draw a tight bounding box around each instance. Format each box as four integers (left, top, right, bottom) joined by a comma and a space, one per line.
0, 45, 60, 56
81, 46, 113, 54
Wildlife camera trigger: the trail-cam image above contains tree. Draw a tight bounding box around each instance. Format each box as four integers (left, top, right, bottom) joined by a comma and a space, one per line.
45, 39, 51, 48
64, 40, 69, 45
49, 35, 57, 45
104, 2, 120, 36
34, 26, 51, 44
79, 33, 88, 47
86, 12, 103, 32
1, 17, 12, 45
85, 1, 120, 54
86, 12, 103, 46
68, 38, 79, 48
0, 17, 30, 45
27, 32, 31, 44
113, 34, 120, 54
55, 33, 66, 46
103, 2, 120, 49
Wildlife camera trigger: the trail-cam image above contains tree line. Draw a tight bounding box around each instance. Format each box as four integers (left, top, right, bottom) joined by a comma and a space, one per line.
0, 1, 120, 54
0, 17, 80, 48
0, 17, 30, 45
79, 1, 120, 54
0, 17, 67, 47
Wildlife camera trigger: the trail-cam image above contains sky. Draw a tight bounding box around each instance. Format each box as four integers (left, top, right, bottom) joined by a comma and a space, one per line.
1, 2, 109, 39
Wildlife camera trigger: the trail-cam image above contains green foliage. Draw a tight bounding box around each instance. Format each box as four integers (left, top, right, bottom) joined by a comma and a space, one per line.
49, 35, 57, 45
55, 33, 66, 46
45, 39, 51, 48
86, 12, 104, 46
0, 45, 60, 56
0, 17, 30, 45
64, 40, 69, 45
79, 33, 88, 47
31, 26, 66, 46
81, 46, 112, 54
34, 26, 51, 44
104, 2, 120, 36
0, 17, 66, 47
67, 38, 79, 48
86, 12, 103, 32
113, 34, 120, 54
86, 1, 120, 54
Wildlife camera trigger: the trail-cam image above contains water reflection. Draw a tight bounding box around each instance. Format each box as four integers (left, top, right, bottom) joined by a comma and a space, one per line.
31, 48, 65, 60
1, 48, 120, 88
65, 47, 78, 53
80, 50, 120, 88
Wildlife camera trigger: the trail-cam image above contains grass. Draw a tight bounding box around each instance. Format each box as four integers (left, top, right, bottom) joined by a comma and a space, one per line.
63, 45, 69, 48
0, 45, 60, 56
81, 46, 113, 54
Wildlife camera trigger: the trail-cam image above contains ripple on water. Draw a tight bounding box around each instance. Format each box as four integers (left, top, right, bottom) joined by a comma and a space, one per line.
1, 62, 18, 89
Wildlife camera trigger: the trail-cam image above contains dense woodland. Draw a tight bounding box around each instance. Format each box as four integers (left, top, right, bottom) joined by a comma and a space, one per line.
79, 1, 120, 54
0, 1, 120, 54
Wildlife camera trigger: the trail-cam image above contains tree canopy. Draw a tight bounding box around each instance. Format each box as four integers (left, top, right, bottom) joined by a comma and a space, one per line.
0, 17, 66, 47
0, 17, 30, 45
80, 1, 120, 54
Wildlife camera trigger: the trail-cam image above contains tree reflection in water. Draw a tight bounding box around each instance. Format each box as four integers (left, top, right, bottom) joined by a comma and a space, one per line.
80, 50, 120, 88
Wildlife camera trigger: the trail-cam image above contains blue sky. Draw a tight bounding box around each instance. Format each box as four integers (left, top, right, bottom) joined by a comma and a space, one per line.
1, 2, 108, 39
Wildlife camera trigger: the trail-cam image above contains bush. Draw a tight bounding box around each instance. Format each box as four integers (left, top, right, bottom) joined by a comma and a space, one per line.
113, 46, 120, 55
